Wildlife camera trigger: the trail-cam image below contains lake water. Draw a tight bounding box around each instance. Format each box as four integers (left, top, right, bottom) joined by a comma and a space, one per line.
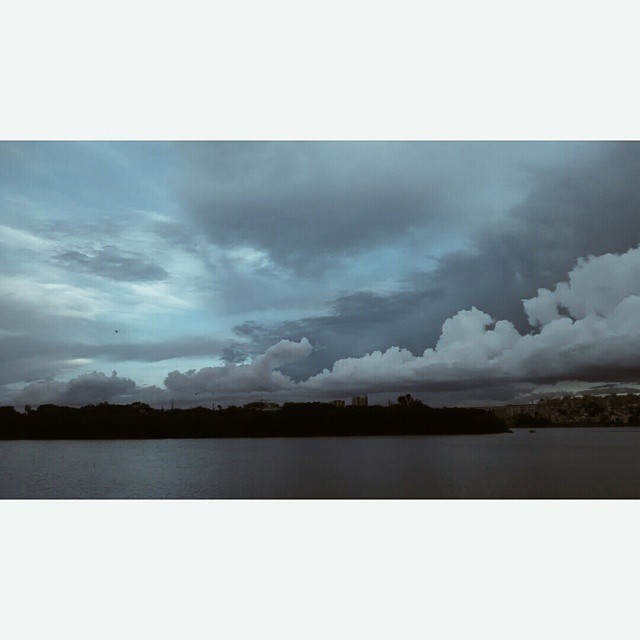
1, 427, 639, 498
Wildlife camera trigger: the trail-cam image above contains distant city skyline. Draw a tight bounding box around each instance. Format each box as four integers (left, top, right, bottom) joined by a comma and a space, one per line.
1, 141, 639, 408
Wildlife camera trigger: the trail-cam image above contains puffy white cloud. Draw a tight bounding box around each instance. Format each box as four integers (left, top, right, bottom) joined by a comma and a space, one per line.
523, 246, 640, 325
302, 308, 522, 394
303, 245, 640, 394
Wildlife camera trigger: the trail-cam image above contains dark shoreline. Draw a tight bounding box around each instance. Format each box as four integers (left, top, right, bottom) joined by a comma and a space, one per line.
0, 403, 509, 440
6, 425, 640, 442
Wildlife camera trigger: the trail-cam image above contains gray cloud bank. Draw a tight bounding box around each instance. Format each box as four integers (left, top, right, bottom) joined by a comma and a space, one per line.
7, 245, 640, 408
53, 246, 169, 282
181, 142, 579, 275
212, 142, 640, 382
12, 371, 136, 407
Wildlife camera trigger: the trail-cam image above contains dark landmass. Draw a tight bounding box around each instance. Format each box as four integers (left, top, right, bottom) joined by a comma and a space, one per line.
0, 402, 509, 439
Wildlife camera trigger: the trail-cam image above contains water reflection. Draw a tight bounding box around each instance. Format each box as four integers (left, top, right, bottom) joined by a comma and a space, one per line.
1, 428, 639, 499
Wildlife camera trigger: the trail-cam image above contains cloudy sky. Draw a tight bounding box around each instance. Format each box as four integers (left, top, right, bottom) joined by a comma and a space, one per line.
1, 141, 639, 408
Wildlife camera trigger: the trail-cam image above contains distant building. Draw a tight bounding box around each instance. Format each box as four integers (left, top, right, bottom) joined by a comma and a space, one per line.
485, 393, 640, 425
332, 400, 345, 408
351, 395, 368, 407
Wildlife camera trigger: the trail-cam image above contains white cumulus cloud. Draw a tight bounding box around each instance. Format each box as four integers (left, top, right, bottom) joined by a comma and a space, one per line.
302, 245, 640, 394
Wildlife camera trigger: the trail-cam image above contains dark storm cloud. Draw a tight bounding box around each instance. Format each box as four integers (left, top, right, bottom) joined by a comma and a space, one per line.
86, 336, 232, 362
182, 143, 425, 247
178, 142, 640, 382
13, 371, 137, 407
53, 246, 169, 282
0, 357, 67, 387
230, 286, 447, 379
0, 310, 117, 386
426, 142, 640, 332
229, 142, 640, 381
0, 335, 76, 385
180, 141, 566, 274
0, 333, 235, 386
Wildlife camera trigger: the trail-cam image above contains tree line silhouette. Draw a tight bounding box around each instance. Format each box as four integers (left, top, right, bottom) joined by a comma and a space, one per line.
0, 402, 508, 439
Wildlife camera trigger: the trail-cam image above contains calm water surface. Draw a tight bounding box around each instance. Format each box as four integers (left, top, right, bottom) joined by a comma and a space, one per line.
1, 427, 639, 498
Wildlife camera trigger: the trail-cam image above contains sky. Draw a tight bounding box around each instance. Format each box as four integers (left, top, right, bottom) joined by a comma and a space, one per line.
1, 141, 640, 408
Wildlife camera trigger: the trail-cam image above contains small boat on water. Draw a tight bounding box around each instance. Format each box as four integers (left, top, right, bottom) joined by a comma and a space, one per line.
529, 430, 536, 433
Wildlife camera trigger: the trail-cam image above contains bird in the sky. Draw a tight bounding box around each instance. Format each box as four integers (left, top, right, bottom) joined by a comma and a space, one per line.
114, 330, 119, 333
